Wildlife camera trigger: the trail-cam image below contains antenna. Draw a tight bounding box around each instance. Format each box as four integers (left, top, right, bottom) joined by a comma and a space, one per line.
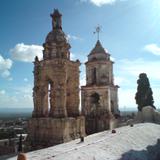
94, 25, 101, 40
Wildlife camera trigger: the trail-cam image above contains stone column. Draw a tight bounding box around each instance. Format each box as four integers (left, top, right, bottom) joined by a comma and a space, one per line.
49, 84, 56, 117
52, 82, 67, 118
39, 84, 49, 117
32, 87, 38, 117
32, 85, 44, 117
107, 89, 111, 112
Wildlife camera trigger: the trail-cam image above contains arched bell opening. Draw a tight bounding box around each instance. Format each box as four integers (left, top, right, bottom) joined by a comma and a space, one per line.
88, 92, 100, 134
47, 80, 54, 116
90, 92, 100, 117
91, 92, 100, 105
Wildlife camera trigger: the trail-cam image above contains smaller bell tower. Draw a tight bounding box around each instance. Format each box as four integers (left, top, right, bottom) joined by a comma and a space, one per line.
81, 27, 120, 135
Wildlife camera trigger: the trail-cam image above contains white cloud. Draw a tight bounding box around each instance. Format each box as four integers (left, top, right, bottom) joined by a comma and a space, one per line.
110, 56, 115, 62
0, 90, 6, 95
14, 84, 32, 95
70, 52, 75, 60
118, 88, 136, 109
114, 76, 130, 86
81, 0, 126, 6
105, 48, 109, 53
11, 43, 43, 62
0, 93, 32, 108
0, 85, 33, 108
70, 52, 85, 61
0, 54, 12, 79
80, 0, 128, 6
89, 0, 116, 6
116, 58, 160, 80
24, 78, 28, 82
1, 70, 10, 78
67, 34, 83, 41
144, 43, 160, 56
8, 77, 13, 81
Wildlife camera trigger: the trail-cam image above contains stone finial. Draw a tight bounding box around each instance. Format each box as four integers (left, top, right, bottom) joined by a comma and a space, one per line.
50, 9, 62, 30
35, 56, 39, 62
50, 9, 62, 17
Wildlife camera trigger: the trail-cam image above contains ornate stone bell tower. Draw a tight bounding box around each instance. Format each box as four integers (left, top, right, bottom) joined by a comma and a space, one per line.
81, 36, 120, 135
27, 9, 85, 149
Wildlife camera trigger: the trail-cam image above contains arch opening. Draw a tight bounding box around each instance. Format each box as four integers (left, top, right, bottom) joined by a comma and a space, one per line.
91, 93, 100, 104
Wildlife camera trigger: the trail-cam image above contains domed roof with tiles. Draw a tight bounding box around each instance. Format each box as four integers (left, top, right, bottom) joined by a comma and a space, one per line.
88, 40, 110, 61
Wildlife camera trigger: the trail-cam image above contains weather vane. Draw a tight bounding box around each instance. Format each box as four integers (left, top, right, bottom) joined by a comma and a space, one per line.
94, 25, 101, 40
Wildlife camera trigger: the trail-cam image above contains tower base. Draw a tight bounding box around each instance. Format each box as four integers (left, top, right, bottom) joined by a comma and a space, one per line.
27, 116, 85, 150
85, 114, 110, 135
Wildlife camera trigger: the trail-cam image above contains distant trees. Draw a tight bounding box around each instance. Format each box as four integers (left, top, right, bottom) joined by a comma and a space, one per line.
135, 73, 156, 111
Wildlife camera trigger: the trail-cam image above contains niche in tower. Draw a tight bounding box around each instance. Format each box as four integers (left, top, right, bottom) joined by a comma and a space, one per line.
91, 93, 100, 105
92, 68, 97, 84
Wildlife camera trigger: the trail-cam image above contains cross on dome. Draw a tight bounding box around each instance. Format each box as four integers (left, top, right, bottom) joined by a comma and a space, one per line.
94, 25, 101, 40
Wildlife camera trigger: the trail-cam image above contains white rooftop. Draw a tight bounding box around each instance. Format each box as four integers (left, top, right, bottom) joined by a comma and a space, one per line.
7, 123, 160, 160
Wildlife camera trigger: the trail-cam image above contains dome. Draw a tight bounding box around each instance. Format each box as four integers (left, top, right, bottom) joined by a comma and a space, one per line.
45, 30, 67, 44
88, 40, 110, 61
90, 40, 107, 54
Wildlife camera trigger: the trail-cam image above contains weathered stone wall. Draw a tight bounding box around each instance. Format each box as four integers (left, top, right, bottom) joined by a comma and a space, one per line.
33, 59, 68, 118
66, 61, 80, 117
27, 116, 85, 149
81, 85, 118, 134
33, 59, 80, 118
86, 61, 113, 86
85, 115, 110, 134
110, 86, 119, 115
81, 86, 119, 116
81, 86, 111, 116
135, 106, 160, 124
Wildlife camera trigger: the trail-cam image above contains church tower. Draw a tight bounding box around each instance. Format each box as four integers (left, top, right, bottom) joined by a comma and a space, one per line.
81, 38, 119, 135
27, 9, 85, 149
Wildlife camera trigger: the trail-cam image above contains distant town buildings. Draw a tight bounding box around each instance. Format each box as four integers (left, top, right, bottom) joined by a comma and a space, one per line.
0, 118, 27, 156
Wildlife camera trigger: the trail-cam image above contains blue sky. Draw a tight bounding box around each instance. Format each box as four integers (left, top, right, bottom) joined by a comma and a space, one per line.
1, 0, 160, 110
